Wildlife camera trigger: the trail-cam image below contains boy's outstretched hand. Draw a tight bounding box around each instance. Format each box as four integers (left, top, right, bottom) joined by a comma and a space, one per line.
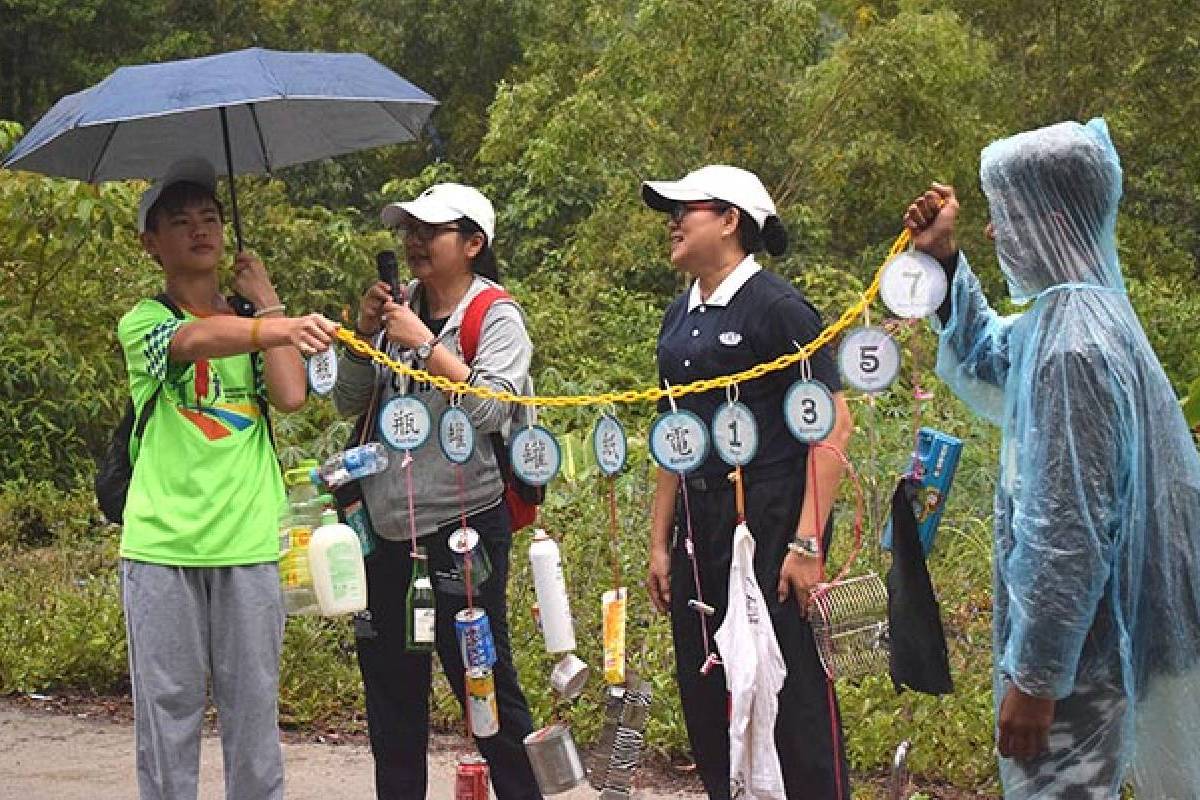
904, 183, 959, 262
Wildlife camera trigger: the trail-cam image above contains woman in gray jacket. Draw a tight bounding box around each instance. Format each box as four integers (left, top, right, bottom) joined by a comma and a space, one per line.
333, 183, 542, 800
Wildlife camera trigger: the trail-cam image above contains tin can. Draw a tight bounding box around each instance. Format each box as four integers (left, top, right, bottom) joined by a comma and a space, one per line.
524, 723, 586, 795
466, 666, 500, 738
456, 607, 497, 668
549, 653, 590, 701
449, 526, 492, 589
454, 753, 490, 800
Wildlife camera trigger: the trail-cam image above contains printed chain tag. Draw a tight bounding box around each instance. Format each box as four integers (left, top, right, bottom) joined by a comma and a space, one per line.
509, 425, 561, 486
879, 250, 949, 319
306, 348, 338, 396
592, 414, 628, 477
378, 395, 432, 451
783, 380, 836, 443
711, 401, 758, 466
838, 326, 901, 393
438, 406, 476, 464
649, 410, 709, 474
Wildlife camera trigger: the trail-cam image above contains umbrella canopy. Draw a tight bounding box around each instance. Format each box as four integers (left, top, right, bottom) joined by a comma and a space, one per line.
3, 47, 438, 182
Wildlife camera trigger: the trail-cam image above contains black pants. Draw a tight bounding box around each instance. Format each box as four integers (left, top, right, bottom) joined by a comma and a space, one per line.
669, 472, 851, 800
355, 502, 542, 800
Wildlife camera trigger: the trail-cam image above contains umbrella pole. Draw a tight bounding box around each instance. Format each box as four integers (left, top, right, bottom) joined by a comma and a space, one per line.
219, 107, 245, 252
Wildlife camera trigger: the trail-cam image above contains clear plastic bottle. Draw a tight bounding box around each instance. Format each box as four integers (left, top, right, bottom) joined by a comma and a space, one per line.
280, 488, 326, 616
311, 443, 389, 489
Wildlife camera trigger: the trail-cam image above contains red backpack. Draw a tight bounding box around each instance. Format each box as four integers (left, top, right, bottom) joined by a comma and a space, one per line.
459, 288, 543, 531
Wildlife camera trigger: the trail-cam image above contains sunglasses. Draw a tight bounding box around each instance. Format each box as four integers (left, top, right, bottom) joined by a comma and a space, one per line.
668, 200, 730, 224
394, 221, 464, 242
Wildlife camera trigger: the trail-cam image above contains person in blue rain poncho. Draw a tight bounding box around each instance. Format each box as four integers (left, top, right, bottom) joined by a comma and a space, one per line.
903, 118, 1200, 799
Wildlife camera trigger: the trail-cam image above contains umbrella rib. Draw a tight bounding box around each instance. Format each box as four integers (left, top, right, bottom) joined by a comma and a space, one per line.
248, 103, 273, 173
87, 123, 121, 183
376, 100, 420, 141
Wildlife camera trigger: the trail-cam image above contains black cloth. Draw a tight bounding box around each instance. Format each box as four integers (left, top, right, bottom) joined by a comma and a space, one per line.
656, 270, 842, 480
669, 473, 850, 800
354, 503, 542, 800
886, 478, 954, 695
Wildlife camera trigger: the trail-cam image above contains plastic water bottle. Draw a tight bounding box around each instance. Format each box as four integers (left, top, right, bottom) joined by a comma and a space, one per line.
312, 443, 389, 489
308, 509, 368, 616
529, 528, 576, 653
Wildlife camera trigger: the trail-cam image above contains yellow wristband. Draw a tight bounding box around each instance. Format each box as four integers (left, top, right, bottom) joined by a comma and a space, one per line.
250, 318, 263, 351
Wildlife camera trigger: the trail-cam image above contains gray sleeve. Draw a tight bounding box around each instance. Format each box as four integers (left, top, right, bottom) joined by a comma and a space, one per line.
461, 304, 533, 434
331, 350, 379, 417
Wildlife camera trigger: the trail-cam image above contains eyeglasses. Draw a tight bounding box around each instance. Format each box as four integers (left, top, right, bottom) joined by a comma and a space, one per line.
668, 200, 730, 224
394, 221, 463, 242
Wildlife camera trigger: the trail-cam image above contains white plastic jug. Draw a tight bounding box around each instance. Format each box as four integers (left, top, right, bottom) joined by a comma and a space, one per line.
308, 510, 368, 615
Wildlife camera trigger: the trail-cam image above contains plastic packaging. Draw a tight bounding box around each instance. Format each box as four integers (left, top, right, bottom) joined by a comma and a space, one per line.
312, 443, 389, 489
601, 587, 627, 684
279, 471, 323, 616
308, 508, 367, 615
529, 529, 575, 653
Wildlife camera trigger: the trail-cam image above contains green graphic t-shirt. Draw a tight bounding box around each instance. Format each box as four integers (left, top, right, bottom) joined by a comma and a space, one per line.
117, 299, 283, 566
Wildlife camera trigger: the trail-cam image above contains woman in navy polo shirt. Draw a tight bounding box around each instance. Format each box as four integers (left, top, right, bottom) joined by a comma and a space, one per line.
643, 165, 855, 799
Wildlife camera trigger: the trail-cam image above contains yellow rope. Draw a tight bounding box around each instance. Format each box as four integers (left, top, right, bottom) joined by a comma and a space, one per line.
333, 229, 912, 408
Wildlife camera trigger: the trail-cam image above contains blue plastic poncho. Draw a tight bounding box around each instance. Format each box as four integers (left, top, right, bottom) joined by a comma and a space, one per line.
935, 118, 1200, 798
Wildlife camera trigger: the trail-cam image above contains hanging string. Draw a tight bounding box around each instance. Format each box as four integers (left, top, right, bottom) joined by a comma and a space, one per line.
607, 476, 621, 591
403, 452, 420, 559
456, 463, 475, 742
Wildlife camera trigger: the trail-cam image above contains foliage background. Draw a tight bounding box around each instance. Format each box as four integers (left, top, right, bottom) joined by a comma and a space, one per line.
2, 1, 1198, 796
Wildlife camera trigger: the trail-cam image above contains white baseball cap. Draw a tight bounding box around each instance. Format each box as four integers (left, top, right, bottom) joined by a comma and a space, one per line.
642, 164, 787, 255
381, 182, 495, 244
137, 157, 218, 233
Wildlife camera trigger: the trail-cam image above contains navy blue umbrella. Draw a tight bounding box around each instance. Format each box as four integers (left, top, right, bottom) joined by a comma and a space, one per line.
3, 47, 438, 248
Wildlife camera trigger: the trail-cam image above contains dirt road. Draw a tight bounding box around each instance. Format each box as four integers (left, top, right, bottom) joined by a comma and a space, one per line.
0, 706, 701, 800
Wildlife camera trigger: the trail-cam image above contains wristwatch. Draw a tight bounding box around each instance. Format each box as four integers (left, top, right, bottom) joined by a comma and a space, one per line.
787, 537, 821, 559
415, 336, 438, 361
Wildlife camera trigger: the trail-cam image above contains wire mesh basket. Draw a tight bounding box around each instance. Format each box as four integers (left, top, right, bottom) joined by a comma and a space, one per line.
807, 572, 890, 681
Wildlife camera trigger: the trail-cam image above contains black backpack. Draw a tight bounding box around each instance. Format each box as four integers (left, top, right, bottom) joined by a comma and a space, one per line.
95, 294, 271, 524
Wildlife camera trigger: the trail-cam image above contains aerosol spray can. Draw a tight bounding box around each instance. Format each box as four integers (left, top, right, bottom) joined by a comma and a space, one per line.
528, 529, 575, 653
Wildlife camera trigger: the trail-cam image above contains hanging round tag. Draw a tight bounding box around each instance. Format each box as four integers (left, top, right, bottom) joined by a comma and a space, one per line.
880, 250, 949, 319
592, 414, 628, 477
784, 380, 836, 443
649, 410, 709, 474
509, 425, 561, 486
839, 326, 901, 393
306, 348, 338, 396
712, 401, 758, 466
378, 395, 432, 451
438, 405, 475, 464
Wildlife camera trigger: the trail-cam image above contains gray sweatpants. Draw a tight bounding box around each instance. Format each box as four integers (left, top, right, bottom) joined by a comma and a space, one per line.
121, 559, 286, 800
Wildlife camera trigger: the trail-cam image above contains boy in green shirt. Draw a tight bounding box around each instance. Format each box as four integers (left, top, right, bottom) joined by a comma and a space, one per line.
117, 157, 338, 800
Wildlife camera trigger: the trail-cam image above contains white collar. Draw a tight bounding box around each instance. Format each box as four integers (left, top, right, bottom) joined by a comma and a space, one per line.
687, 255, 761, 312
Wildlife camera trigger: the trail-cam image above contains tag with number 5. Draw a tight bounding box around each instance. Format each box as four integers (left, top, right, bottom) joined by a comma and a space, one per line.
838, 326, 900, 393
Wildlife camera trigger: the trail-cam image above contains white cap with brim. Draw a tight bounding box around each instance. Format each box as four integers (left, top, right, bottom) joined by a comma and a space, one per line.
642, 164, 787, 255
137, 157, 218, 233
381, 182, 496, 244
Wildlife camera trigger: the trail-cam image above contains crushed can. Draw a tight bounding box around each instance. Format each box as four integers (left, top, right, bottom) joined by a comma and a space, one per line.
455, 753, 490, 800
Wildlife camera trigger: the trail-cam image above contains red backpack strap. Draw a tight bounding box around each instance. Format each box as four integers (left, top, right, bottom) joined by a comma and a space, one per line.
460, 287, 513, 364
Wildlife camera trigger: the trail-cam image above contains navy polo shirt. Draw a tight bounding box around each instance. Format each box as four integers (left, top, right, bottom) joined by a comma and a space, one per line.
656, 258, 841, 480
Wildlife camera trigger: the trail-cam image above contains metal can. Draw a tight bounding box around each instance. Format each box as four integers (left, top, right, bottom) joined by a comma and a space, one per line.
466, 666, 500, 738
454, 753, 490, 800
455, 607, 497, 668
524, 722, 586, 795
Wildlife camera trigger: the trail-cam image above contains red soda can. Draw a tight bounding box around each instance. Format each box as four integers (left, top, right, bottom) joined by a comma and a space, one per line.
455, 754, 490, 800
